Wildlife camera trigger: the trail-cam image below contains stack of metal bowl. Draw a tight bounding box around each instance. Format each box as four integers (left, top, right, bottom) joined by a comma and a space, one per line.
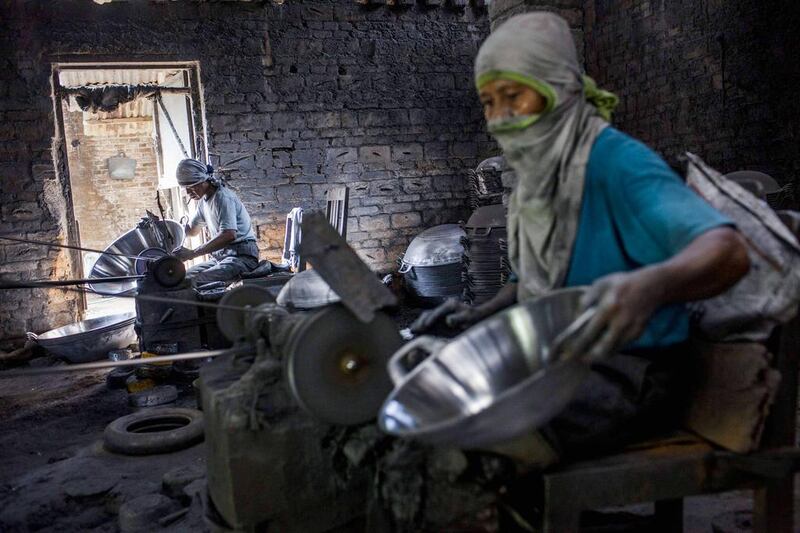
400, 224, 466, 307
461, 204, 509, 305
467, 157, 505, 210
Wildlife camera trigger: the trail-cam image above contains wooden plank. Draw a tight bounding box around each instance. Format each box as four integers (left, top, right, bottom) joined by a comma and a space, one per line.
544, 443, 713, 511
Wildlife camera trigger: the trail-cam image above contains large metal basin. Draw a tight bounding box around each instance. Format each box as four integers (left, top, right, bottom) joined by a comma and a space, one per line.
89, 220, 184, 295
379, 287, 592, 449
31, 312, 137, 363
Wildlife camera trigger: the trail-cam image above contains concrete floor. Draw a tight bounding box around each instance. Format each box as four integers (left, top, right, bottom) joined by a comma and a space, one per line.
0, 354, 797, 532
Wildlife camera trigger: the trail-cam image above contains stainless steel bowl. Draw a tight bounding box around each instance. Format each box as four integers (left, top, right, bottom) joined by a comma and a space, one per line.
276, 269, 341, 309
31, 312, 137, 363
379, 287, 593, 448
89, 220, 185, 295
400, 224, 466, 268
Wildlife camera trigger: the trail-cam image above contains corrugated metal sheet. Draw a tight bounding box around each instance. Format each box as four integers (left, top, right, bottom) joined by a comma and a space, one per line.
59, 68, 187, 119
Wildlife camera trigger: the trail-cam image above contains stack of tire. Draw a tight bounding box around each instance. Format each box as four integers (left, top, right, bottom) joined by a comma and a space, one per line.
400, 224, 466, 308
462, 204, 509, 305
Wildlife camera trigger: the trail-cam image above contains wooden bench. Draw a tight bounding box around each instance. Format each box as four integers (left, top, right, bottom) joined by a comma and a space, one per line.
539, 214, 800, 532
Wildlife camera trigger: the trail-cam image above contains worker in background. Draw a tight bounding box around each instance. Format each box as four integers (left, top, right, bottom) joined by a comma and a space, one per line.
412, 12, 750, 469
173, 158, 259, 285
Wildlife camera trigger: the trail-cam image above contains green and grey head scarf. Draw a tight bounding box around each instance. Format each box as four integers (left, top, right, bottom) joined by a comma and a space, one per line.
475, 11, 618, 301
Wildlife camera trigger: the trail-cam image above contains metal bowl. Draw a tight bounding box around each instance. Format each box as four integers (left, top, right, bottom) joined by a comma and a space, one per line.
276, 269, 341, 309
89, 220, 184, 295
400, 224, 465, 268
379, 287, 592, 448
465, 204, 506, 230
31, 312, 137, 363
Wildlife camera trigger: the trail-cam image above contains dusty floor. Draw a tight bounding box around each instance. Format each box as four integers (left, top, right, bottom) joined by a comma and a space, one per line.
0, 366, 206, 532
0, 306, 797, 532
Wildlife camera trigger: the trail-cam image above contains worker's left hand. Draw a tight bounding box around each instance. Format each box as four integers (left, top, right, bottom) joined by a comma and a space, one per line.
564, 270, 662, 361
173, 247, 196, 262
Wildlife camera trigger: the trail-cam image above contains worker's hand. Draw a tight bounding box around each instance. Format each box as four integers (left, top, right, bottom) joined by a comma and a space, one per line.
409, 298, 486, 334
173, 247, 196, 262
565, 270, 662, 361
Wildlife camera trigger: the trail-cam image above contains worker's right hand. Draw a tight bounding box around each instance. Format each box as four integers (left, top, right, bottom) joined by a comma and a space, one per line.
409, 298, 485, 334
173, 247, 196, 262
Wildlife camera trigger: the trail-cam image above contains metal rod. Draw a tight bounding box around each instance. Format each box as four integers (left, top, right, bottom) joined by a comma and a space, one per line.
59, 85, 191, 95
0, 275, 145, 290
0, 235, 163, 262
0, 347, 247, 378
1, 282, 268, 314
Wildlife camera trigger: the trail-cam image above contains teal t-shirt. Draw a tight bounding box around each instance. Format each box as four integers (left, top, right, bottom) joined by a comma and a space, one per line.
563, 127, 732, 348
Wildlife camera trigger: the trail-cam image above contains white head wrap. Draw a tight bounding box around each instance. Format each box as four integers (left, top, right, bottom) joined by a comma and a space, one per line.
176, 159, 217, 187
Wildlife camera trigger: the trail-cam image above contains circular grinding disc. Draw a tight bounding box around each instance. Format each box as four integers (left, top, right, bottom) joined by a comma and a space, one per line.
216, 286, 274, 342
135, 247, 169, 276
149, 256, 186, 288
285, 305, 403, 426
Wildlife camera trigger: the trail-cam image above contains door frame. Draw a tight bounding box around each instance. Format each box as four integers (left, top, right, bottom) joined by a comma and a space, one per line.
50, 61, 207, 314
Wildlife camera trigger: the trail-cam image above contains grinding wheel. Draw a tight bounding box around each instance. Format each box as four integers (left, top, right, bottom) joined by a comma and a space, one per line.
285, 304, 403, 425
135, 247, 168, 275
149, 256, 186, 288
216, 286, 274, 342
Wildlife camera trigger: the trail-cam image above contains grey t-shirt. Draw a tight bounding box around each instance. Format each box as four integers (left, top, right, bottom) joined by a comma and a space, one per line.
189, 186, 256, 244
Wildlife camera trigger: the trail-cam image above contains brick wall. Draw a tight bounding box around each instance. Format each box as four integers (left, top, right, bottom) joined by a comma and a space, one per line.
584, 0, 800, 198
64, 111, 160, 251
0, 0, 495, 346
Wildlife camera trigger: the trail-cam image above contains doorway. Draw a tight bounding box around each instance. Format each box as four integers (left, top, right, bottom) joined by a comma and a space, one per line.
53, 63, 207, 318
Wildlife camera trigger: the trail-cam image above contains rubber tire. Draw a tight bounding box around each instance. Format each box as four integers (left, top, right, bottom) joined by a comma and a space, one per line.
103, 407, 204, 456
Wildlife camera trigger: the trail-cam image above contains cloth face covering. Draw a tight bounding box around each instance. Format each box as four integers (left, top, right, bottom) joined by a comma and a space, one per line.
475, 12, 612, 301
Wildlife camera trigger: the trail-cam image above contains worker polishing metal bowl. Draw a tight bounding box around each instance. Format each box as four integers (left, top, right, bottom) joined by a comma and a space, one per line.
401, 12, 749, 467
174, 159, 260, 285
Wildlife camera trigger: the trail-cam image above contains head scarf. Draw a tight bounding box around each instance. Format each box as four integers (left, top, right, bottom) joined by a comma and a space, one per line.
475, 12, 617, 300
176, 159, 220, 188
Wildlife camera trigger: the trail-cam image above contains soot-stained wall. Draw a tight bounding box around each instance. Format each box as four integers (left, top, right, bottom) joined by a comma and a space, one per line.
0, 0, 492, 347
584, 0, 800, 201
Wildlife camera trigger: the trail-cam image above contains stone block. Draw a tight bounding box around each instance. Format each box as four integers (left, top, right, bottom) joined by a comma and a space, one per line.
358, 145, 391, 165
359, 215, 390, 232
391, 212, 422, 228
391, 143, 423, 162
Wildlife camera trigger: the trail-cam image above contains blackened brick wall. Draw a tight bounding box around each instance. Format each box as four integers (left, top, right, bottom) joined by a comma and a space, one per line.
0, 1, 493, 346
584, 0, 800, 197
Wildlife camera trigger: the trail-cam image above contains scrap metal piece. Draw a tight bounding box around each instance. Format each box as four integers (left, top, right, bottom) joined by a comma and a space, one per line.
215, 286, 274, 343
298, 211, 397, 323
285, 304, 403, 426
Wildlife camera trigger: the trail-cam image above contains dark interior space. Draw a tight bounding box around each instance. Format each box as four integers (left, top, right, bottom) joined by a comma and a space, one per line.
1, 1, 800, 532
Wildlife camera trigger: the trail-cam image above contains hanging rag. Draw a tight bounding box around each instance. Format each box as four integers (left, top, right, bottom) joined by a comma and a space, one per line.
282, 207, 304, 270
72, 84, 156, 113
474, 12, 618, 301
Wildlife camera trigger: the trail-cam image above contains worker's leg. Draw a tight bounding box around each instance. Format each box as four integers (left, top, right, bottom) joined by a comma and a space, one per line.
186, 258, 218, 278
543, 346, 689, 461
189, 255, 258, 285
